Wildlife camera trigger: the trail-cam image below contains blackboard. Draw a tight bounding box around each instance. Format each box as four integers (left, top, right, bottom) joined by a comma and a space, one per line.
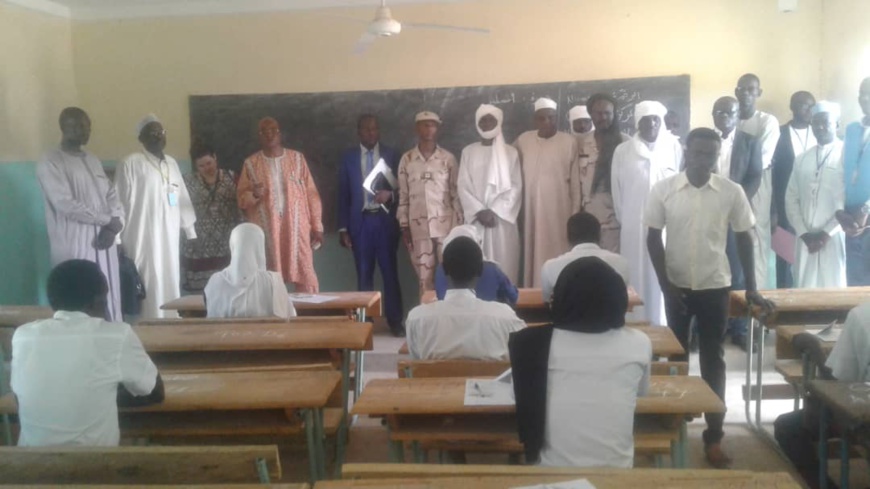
189, 74, 690, 231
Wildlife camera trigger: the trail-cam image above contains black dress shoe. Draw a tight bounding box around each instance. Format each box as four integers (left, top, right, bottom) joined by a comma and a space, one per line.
732, 335, 756, 353
390, 326, 407, 338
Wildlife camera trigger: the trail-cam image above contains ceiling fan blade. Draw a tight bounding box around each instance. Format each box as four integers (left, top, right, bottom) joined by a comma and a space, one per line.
402, 22, 490, 34
353, 32, 377, 55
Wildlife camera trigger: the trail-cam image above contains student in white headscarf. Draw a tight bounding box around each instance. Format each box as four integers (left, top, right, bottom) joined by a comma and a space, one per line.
434, 225, 518, 305
203, 223, 296, 319
611, 101, 682, 326
458, 104, 522, 283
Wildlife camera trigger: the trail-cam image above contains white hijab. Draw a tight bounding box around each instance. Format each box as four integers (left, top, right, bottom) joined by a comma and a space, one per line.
444, 224, 483, 250
475, 104, 513, 206
203, 223, 295, 319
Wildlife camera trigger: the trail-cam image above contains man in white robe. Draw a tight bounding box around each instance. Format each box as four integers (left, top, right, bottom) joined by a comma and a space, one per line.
785, 101, 847, 288
115, 115, 197, 319
735, 73, 781, 290
458, 104, 522, 282
514, 97, 581, 287
37, 107, 125, 321
612, 101, 681, 325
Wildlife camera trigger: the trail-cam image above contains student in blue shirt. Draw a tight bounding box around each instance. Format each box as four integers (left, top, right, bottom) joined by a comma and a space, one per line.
434, 225, 518, 305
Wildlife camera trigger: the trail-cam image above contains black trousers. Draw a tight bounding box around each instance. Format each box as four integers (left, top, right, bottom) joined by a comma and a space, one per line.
774, 408, 837, 489
665, 287, 729, 445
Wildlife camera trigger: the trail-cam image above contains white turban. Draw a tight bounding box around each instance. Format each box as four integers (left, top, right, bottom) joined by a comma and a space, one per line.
136, 113, 161, 137
813, 100, 841, 120
473, 104, 513, 217
633, 101, 668, 129
568, 105, 594, 135
534, 97, 558, 112
444, 224, 483, 250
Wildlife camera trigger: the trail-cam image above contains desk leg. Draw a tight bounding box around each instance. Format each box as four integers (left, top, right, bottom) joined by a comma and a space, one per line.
820, 405, 830, 489
841, 432, 851, 489
354, 306, 366, 402
315, 408, 326, 480
679, 420, 688, 468
255, 458, 271, 484
335, 348, 350, 478
304, 409, 325, 482
755, 319, 766, 429
1, 414, 11, 446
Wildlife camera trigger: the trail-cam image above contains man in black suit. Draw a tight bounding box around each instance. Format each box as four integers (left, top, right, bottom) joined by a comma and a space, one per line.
713, 96, 763, 351
771, 91, 817, 288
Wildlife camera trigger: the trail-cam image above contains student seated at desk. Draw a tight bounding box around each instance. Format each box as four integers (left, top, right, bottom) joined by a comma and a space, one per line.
204, 223, 296, 319
407, 236, 525, 360
11, 260, 164, 446
434, 225, 518, 305
510, 257, 651, 468
540, 212, 629, 303
774, 303, 870, 489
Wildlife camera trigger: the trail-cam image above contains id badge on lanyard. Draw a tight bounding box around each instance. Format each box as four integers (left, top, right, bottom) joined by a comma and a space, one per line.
167, 184, 179, 207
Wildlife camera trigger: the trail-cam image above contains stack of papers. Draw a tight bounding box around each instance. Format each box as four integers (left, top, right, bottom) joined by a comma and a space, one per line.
512, 479, 597, 489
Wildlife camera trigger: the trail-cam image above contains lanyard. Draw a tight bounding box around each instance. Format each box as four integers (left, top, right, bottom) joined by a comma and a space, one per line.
146, 153, 170, 185
792, 126, 811, 155
815, 145, 833, 174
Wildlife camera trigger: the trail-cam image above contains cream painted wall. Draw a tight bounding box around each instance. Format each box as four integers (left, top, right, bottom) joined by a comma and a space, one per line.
0, 3, 78, 162
71, 0, 823, 160
821, 0, 870, 125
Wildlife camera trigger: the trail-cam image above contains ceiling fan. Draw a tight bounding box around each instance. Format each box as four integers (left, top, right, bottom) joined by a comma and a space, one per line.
348, 0, 490, 54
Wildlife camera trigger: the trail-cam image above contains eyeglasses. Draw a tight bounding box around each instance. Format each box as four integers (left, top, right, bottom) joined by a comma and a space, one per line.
713, 110, 737, 117
259, 128, 280, 136
146, 129, 166, 137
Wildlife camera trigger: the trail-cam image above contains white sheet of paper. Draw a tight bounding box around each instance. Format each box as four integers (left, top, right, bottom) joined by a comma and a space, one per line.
288, 293, 339, 304
511, 479, 597, 489
362, 158, 398, 195
805, 328, 842, 343
464, 379, 515, 406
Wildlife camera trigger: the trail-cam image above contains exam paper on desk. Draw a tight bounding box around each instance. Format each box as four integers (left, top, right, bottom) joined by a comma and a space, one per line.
288, 293, 339, 304
464, 378, 515, 406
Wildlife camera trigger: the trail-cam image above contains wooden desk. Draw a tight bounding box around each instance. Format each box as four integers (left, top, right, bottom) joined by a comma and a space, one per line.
807, 380, 870, 489
134, 320, 371, 473
730, 287, 870, 327
731, 287, 870, 438
351, 376, 722, 467
0, 370, 339, 482
0, 305, 53, 327
134, 321, 373, 353
137, 316, 352, 326
398, 324, 684, 359
420, 287, 642, 322
161, 291, 382, 320
353, 376, 722, 417
317, 471, 800, 488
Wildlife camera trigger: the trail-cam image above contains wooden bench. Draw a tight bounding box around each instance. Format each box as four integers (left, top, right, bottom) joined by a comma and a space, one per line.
336, 464, 801, 487
0, 445, 281, 484
397, 360, 510, 379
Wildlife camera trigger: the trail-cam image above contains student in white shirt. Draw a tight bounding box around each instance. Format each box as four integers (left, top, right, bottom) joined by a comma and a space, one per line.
510, 257, 651, 468
645, 127, 775, 468
774, 302, 870, 489
11, 259, 163, 446
541, 211, 629, 303
406, 236, 525, 360
204, 223, 296, 319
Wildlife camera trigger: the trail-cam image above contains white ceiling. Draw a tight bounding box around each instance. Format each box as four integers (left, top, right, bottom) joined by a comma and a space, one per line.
5, 0, 461, 20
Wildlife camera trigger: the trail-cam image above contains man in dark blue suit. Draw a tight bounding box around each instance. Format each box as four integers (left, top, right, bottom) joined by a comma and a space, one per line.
338, 114, 405, 337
